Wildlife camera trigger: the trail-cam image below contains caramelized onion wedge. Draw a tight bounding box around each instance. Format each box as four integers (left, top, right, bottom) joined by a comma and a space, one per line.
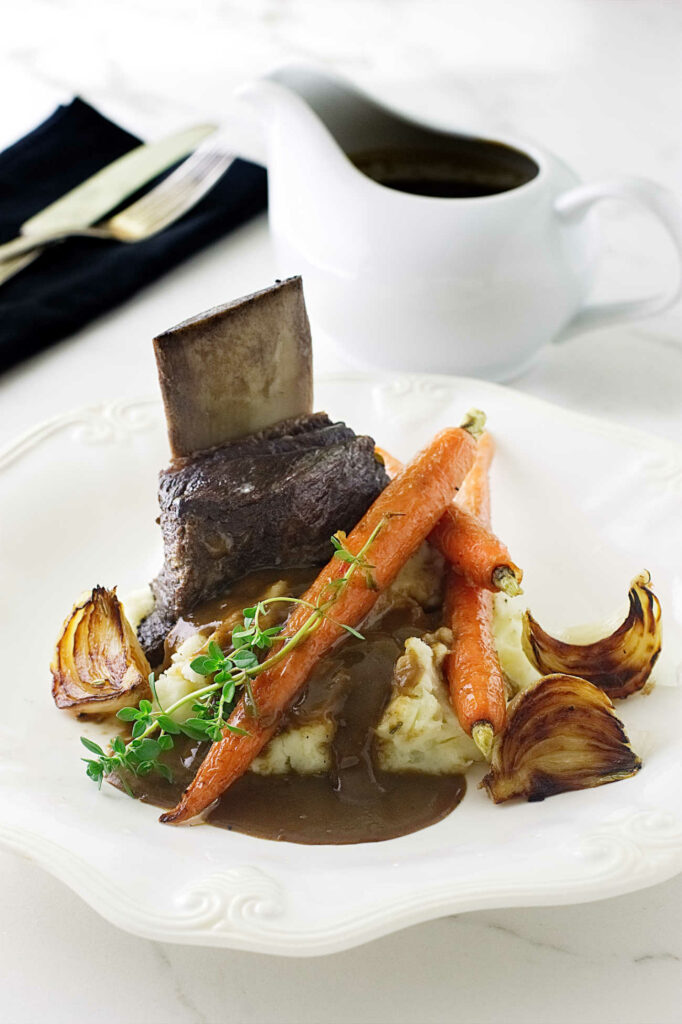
51, 587, 151, 714
482, 674, 641, 803
522, 572, 661, 699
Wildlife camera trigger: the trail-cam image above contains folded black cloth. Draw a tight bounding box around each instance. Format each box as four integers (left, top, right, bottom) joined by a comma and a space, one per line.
0, 98, 267, 373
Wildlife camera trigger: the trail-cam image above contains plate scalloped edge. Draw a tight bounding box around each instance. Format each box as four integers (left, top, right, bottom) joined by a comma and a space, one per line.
1, 806, 682, 956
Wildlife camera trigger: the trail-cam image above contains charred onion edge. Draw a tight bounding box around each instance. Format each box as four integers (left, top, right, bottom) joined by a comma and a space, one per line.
481, 673, 642, 803
51, 586, 151, 714
521, 571, 661, 699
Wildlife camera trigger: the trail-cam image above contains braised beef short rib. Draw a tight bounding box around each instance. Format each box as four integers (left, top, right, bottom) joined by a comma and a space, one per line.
139, 279, 388, 662
138, 412, 389, 661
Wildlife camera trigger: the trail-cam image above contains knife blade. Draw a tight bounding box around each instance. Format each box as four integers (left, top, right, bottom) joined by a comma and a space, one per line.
0, 122, 217, 286
24, 122, 217, 235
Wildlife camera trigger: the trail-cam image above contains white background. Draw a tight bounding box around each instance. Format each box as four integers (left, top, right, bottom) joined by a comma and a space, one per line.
1, 1, 681, 1022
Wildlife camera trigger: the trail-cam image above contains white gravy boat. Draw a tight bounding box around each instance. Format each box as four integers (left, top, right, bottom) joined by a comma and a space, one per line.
232, 64, 682, 380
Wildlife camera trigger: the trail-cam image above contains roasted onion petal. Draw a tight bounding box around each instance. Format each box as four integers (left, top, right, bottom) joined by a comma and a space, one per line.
482, 673, 642, 803
51, 587, 151, 714
521, 572, 661, 699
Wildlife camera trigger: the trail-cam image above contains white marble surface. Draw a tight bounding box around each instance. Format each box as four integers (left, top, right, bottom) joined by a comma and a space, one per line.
1, 1, 681, 1022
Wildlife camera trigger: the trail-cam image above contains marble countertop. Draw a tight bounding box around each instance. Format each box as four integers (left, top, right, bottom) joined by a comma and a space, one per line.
1, 1, 681, 1022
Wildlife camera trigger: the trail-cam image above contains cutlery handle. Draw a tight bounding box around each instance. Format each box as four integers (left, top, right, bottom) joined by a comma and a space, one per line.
554, 176, 682, 341
0, 250, 41, 287
0, 225, 108, 263
0, 229, 72, 262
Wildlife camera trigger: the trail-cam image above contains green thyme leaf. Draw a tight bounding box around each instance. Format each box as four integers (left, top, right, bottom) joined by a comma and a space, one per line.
185, 718, 212, 735
340, 623, 365, 640
128, 738, 161, 762
333, 550, 356, 563
225, 724, 250, 737
232, 649, 258, 670
157, 714, 181, 734
232, 627, 254, 647
116, 706, 140, 722
207, 640, 223, 662
111, 735, 127, 755
80, 737, 105, 756
85, 763, 105, 789
190, 655, 217, 675
180, 722, 211, 742
131, 718, 147, 739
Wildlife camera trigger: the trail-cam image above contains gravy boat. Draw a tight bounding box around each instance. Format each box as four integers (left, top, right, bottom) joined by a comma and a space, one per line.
232, 64, 682, 380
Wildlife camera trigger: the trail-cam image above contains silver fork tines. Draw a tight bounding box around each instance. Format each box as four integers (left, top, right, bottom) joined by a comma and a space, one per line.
0, 135, 237, 268
107, 140, 236, 241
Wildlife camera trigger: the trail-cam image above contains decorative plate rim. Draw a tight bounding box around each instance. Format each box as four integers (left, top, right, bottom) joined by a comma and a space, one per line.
2, 371, 682, 472
1, 805, 681, 956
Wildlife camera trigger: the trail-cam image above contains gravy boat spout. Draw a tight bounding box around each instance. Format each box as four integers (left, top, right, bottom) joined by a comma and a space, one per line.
235, 73, 360, 191
236, 62, 487, 183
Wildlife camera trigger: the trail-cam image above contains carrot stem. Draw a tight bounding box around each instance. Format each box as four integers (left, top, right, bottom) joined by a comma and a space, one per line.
472, 721, 495, 759
459, 408, 487, 438
492, 565, 523, 598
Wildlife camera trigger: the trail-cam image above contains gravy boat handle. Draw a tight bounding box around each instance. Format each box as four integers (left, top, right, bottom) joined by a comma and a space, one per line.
554, 176, 682, 341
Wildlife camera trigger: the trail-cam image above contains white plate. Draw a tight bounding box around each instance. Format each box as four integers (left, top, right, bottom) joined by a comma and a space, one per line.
1, 372, 681, 956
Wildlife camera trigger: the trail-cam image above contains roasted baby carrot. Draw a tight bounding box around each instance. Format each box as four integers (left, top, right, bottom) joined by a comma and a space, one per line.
161, 415, 483, 824
445, 432, 507, 757
374, 446, 404, 480
376, 446, 522, 595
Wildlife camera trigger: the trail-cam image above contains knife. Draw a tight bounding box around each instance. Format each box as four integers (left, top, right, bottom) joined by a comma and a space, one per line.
0, 122, 217, 285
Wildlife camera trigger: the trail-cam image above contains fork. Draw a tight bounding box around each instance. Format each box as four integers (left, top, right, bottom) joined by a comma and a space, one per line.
0, 135, 236, 269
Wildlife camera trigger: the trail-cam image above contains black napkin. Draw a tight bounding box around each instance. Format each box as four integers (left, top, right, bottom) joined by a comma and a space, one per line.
0, 98, 268, 374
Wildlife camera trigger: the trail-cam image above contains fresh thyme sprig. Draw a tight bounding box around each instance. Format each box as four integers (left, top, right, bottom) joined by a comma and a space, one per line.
331, 530, 378, 590
80, 677, 216, 791
81, 521, 389, 791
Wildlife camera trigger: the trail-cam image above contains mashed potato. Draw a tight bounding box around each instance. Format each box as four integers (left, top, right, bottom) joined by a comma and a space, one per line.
251, 721, 332, 774
492, 592, 541, 696
376, 631, 481, 772
365, 542, 445, 627
121, 585, 155, 633
153, 632, 207, 723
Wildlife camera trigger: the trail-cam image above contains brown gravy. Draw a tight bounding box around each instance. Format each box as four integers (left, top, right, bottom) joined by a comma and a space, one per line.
351, 141, 539, 198
162, 567, 314, 665
124, 568, 466, 844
